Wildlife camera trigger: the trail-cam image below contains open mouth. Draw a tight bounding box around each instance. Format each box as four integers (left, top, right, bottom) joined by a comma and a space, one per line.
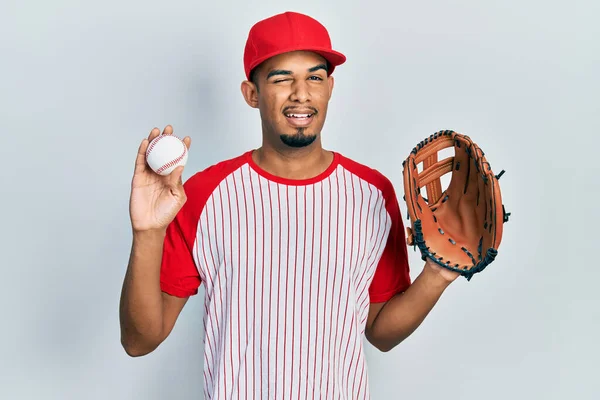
284, 109, 316, 127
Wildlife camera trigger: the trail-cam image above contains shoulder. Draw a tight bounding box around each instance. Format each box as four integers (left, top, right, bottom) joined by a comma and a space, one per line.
183, 151, 250, 194
336, 152, 395, 196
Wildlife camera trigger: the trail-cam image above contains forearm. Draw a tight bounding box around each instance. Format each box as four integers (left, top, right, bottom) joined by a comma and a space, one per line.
368, 261, 451, 352
119, 229, 167, 355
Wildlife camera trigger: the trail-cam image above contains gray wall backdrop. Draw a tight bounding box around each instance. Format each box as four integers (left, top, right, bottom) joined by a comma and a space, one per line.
2, 0, 599, 399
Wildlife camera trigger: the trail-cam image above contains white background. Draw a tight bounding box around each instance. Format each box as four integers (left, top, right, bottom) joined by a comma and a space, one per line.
1, 0, 599, 399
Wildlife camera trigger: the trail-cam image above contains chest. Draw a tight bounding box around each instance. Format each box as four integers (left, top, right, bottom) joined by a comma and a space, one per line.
205, 174, 386, 255
194, 171, 390, 298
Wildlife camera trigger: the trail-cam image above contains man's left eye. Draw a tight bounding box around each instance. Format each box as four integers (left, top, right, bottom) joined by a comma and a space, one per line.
309, 76, 323, 81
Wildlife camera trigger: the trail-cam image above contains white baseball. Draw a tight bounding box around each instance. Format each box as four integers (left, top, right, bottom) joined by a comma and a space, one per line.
145, 134, 188, 176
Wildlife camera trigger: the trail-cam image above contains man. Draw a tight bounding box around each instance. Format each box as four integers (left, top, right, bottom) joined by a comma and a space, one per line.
119, 11, 459, 399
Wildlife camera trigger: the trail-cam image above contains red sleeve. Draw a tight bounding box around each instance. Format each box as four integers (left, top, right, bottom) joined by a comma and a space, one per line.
159, 177, 204, 298
160, 153, 249, 298
368, 178, 412, 303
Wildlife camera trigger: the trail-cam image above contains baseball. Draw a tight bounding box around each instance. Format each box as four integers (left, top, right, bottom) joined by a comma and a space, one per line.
145, 134, 188, 176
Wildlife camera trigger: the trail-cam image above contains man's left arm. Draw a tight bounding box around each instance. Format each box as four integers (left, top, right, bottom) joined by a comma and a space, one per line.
365, 259, 459, 352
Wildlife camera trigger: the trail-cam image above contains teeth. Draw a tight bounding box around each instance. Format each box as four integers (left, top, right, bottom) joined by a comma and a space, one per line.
286, 113, 312, 118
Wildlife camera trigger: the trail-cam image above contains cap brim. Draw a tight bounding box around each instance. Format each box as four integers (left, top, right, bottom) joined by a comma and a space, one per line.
247, 46, 347, 79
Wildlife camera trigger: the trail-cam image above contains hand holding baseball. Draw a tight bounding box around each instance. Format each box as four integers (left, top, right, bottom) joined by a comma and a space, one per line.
129, 125, 191, 233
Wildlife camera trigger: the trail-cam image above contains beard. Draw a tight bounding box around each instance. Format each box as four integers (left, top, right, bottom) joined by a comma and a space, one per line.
279, 128, 317, 148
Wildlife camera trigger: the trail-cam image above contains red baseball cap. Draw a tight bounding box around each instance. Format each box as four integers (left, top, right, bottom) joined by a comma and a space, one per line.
243, 11, 346, 80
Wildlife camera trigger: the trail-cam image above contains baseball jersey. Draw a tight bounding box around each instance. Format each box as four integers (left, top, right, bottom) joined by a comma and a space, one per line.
160, 150, 411, 400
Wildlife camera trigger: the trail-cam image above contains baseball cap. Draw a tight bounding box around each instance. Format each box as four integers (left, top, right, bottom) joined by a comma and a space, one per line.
243, 11, 346, 80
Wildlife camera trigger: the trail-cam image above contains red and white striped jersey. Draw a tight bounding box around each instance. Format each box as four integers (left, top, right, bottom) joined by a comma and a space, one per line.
160, 150, 411, 400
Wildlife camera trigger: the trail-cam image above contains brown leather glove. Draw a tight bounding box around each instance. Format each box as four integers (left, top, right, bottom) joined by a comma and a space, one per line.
402, 130, 510, 280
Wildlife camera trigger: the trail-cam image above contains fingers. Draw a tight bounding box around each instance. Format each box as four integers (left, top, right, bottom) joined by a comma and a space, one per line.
162, 125, 173, 136
150, 125, 186, 141
138, 125, 164, 174
148, 127, 161, 142
138, 125, 172, 175
182, 135, 191, 149
168, 165, 186, 188
134, 138, 150, 174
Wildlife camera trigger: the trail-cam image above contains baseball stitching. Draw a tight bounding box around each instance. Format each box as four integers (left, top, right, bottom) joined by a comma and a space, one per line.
155, 141, 187, 175
146, 134, 167, 158
146, 135, 187, 175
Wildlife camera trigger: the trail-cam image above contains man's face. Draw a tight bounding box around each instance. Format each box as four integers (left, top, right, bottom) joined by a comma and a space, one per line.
243, 51, 334, 149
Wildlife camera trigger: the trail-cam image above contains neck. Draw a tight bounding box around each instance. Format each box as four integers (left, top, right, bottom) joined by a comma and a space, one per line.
252, 140, 334, 180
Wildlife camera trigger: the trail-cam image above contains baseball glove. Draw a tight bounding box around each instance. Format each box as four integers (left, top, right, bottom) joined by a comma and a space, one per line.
402, 130, 510, 280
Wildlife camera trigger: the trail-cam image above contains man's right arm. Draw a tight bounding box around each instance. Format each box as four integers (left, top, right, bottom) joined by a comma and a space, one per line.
119, 229, 188, 357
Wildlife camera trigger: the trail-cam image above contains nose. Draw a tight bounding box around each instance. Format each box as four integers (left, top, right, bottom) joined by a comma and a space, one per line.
289, 80, 310, 103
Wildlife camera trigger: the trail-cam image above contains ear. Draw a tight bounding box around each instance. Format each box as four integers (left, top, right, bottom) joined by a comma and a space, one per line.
241, 80, 259, 109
